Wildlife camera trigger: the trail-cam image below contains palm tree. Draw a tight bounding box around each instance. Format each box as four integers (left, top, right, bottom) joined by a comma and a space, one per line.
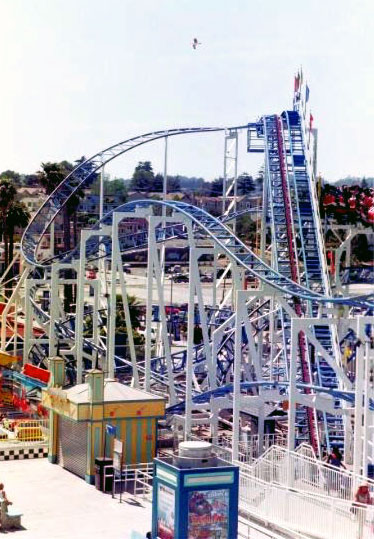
0, 179, 17, 272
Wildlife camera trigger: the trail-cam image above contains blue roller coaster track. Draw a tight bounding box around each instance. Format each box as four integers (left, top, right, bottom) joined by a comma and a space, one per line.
19, 118, 374, 454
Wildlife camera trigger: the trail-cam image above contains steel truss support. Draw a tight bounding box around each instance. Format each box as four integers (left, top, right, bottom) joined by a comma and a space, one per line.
353, 316, 374, 479
222, 129, 239, 229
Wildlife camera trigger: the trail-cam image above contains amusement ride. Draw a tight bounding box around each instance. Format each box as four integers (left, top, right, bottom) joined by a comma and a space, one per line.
1, 75, 373, 504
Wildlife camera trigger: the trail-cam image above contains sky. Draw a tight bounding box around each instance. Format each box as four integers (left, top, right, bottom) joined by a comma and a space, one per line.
0, 0, 373, 182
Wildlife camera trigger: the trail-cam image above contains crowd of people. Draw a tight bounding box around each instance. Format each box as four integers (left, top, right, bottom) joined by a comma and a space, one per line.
321, 184, 374, 225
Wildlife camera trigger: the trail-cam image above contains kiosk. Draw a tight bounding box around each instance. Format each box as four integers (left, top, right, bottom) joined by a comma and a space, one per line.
42, 357, 165, 483
152, 441, 239, 539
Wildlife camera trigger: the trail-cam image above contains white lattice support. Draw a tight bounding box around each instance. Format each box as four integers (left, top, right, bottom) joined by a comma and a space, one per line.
75, 230, 89, 384
222, 129, 239, 230
189, 247, 215, 389
354, 316, 374, 479
23, 277, 33, 365
1, 267, 29, 350
49, 264, 60, 357
111, 212, 140, 386
147, 217, 176, 404
75, 226, 111, 382
185, 245, 197, 439
288, 318, 299, 453
232, 289, 243, 462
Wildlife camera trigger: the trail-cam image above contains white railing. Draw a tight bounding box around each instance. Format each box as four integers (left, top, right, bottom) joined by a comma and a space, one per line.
295, 442, 316, 460
134, 465, 153, 500
251, 445, 374, 502
113, 462, 153, 502
237, 433, 287, 464
188, 432, 287, 465
239, 472, 374, 539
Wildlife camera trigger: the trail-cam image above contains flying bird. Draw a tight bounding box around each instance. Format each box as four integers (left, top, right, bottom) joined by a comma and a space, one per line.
192, 38, 201, 49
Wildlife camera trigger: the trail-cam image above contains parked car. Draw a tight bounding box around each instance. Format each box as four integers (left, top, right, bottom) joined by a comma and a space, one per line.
172, 274, 189, 283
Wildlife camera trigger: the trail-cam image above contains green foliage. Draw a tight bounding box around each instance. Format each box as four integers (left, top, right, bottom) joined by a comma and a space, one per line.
115, 294, 142, 332
237, 173, 255, 195
236, 215, 256, 243
0, 170, 21, 184
130, 161, 154, 191
91, 177, 128, 202
209, 177, 223, 197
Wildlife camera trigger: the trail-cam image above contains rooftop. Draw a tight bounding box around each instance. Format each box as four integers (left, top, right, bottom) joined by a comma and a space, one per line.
66, 377, 165, 404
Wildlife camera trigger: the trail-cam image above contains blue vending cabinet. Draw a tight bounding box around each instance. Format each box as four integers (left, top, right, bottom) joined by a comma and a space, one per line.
152, 442, 239, 539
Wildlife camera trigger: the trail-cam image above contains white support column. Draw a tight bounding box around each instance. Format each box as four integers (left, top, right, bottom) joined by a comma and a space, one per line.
1, 268, 28, 350
353, 321, 365, 478
362, 338, 370, 475
49, 221, 55, 258
144, 217, 154, 392
149, 220, 176, 404
257, 405, 265, 456
288, 319, 298, 452
23, 278, 33, 366
49, 264, 59, 357
185, 246, 196, 439
92, 280, 100, 346
112, 213, 140, 387
232, 289, 243, 462
75, 230, 88, 384
107, 259, 117, 379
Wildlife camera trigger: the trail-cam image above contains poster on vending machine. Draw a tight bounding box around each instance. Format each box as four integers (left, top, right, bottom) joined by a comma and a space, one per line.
157, 483, 175, 539
187, 488, 229, 538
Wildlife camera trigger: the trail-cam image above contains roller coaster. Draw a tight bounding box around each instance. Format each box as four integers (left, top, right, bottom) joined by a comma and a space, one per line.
2, 76, 374, 477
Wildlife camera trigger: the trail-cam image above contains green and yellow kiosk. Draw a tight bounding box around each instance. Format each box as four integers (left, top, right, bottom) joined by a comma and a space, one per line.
42, 356, 165, 484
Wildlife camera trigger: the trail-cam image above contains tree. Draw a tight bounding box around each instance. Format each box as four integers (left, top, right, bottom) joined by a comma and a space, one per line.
0, 179, 17, 272
91, 177, 128, 202
130, 161, 154, 191
0, 170, 21, 185
236, 215, 257, 244
37, 161, 74, 255
23, 174, 39, 187
5, 202, 30, 278
168, 175, 181, 192
116, 294, 142, 330
237, 173, 255, 195
209, 177, 224, 197
37, 160, 95, 312
153, 173, 164, 192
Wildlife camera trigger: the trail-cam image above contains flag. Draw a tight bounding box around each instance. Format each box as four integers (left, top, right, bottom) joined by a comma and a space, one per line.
294, 73, 300, 92
310, 112, 314, 130
305, 84, 310, 102
106, 424, 117, 436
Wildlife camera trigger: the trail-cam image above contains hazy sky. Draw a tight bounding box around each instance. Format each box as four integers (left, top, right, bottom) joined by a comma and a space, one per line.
0, 0, 373, 182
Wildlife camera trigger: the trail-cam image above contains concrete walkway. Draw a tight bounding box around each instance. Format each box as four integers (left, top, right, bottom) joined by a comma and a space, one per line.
0, 459, 152, 538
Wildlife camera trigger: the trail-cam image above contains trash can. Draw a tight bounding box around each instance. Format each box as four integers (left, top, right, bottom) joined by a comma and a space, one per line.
95, 457, 113, 492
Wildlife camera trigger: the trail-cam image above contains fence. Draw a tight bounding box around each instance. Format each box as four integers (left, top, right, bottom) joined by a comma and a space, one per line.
0, 418, 49, 446
239, 472, 374, 539
237, 433, 287, 464
187, 432, 287, 465
112, 462, 153, 502
251, 445, 374, 502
